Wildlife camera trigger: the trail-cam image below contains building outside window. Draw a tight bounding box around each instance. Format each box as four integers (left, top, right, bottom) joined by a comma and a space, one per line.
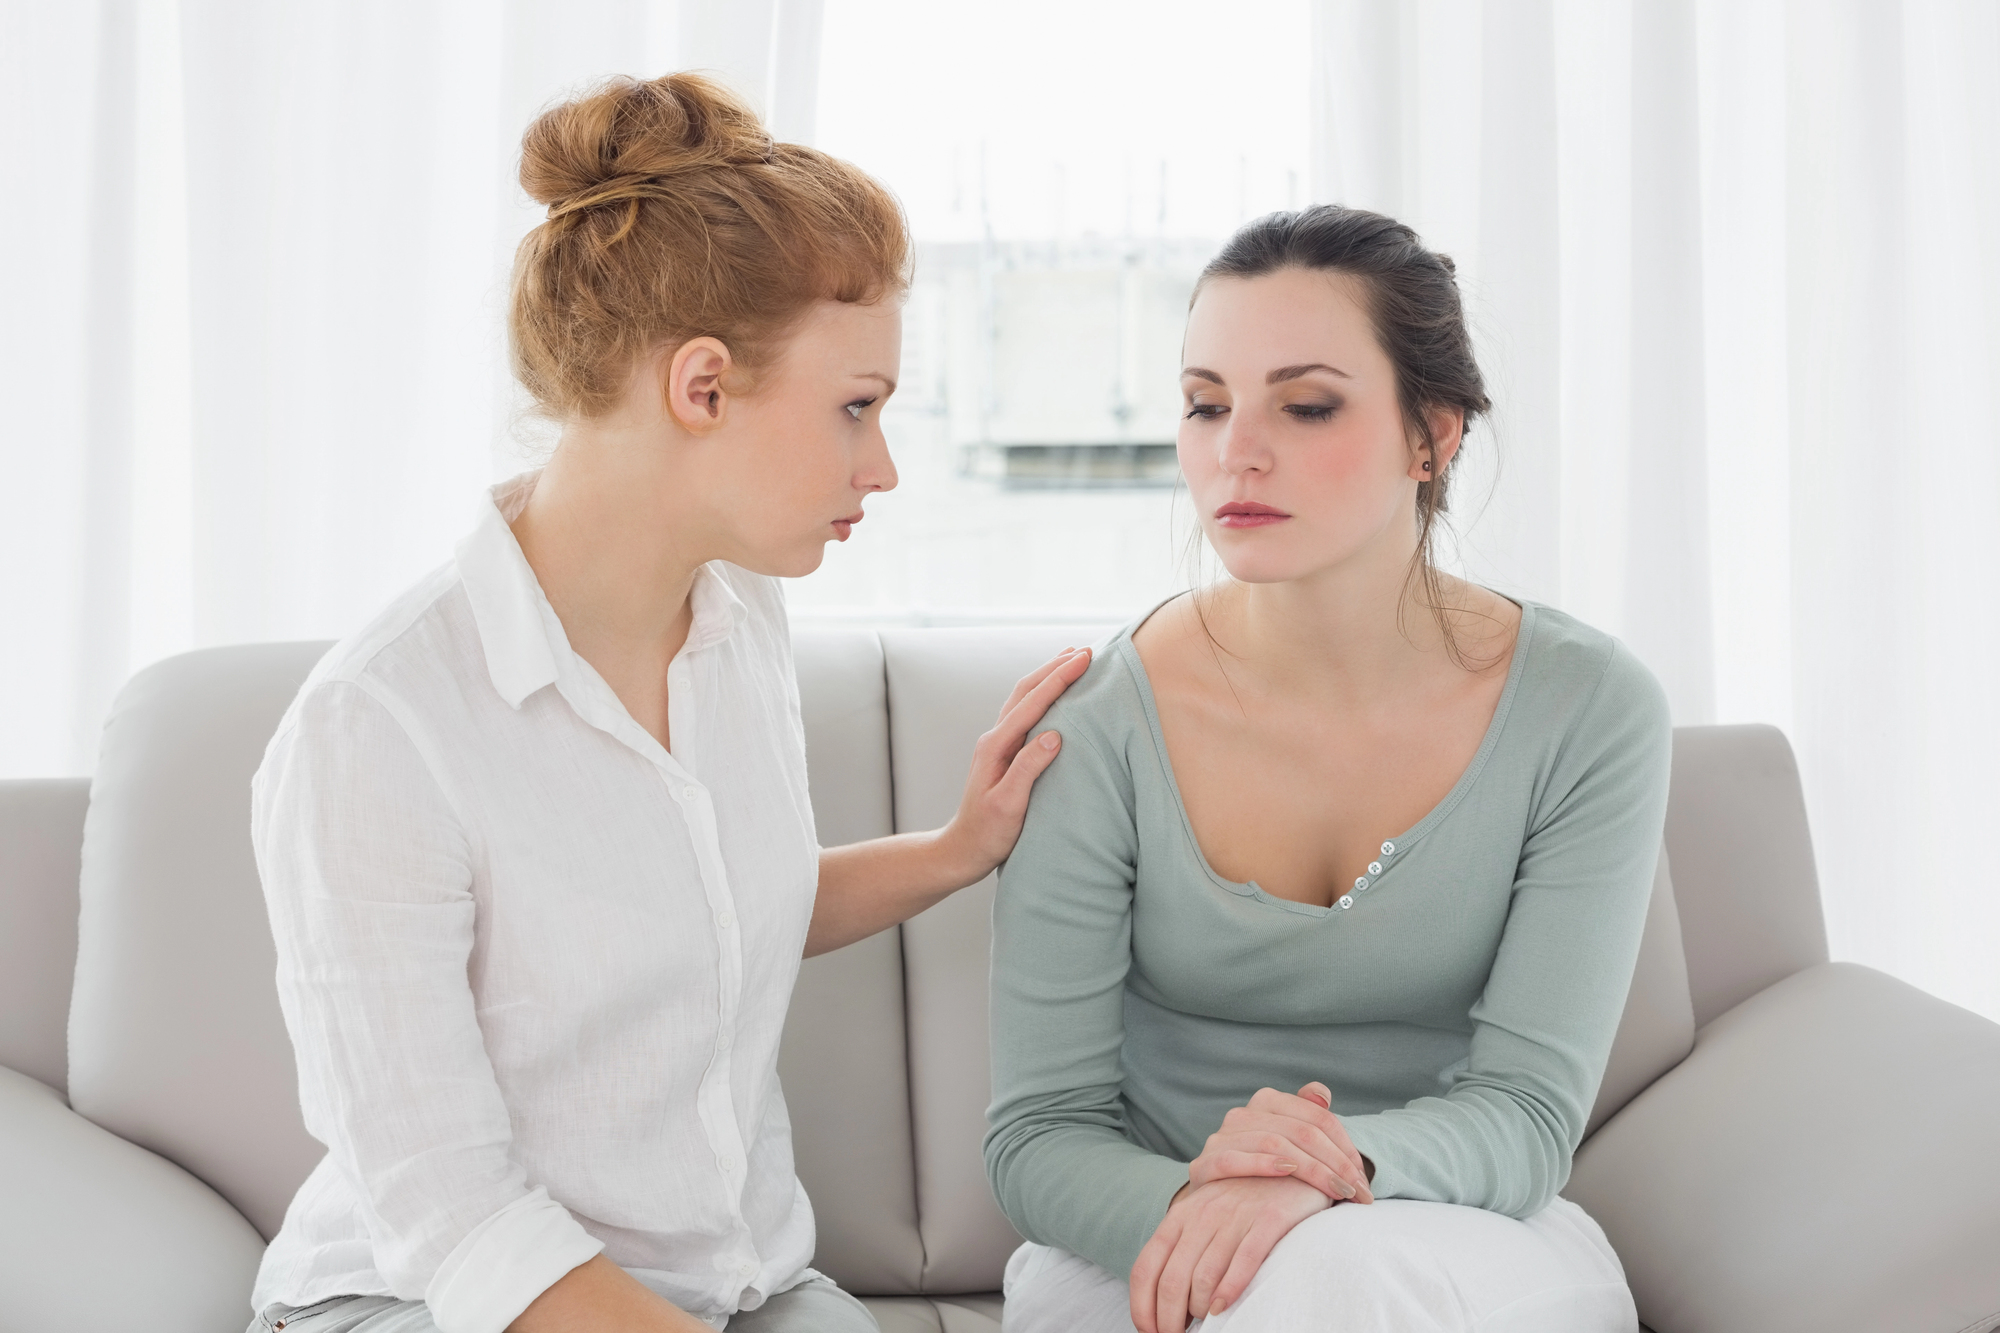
791, 0, 1311, 625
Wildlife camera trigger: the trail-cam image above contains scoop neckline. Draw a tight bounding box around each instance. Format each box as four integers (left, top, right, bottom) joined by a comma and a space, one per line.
1113, 591, 1540, 919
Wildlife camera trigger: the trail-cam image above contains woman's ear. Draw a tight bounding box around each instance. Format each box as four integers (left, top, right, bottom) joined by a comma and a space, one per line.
666, 337, 735, 434
1410, 406, 1466, 480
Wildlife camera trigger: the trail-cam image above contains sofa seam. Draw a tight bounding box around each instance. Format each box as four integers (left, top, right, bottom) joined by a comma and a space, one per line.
880, 630, 935, 1292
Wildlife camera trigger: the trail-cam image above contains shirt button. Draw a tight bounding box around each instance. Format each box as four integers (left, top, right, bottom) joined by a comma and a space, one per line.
683, 785, 699, 801
716, 1031, 731, 1052
719, 1154, 737, 1173
717, 910, 735, 929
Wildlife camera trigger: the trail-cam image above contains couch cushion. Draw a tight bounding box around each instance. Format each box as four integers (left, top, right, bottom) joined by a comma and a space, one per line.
1585, 848, 1695, 1137
0, 1056, 265, 1330
1564, 962, 2000, 1333
0, 777, 89, 1093
68, 643, 332, 1239
884, 626, 1114, 1293
781, 629, 923, 1293
1664, 724, 1828, 1027
862, 1294, 1006, 1333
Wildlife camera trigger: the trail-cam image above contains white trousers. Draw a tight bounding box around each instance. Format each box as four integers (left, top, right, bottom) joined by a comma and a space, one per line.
1001, 1197, 1636, 1333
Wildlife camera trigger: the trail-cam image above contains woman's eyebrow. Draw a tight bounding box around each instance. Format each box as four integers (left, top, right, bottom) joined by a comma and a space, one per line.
1182, 367, 1224, 384
1268, 363, 1350, 383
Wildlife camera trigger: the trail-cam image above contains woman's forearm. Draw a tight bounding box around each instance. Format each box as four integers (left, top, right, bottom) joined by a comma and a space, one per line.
806, 828, 989, 957
509, 1255, 713, 1333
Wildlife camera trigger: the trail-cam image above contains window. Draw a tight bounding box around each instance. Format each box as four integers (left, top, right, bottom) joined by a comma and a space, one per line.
796, 0, 1311, 623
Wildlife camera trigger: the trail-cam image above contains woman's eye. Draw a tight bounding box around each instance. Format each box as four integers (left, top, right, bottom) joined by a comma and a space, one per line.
1286, 402, 1337, 422
1184, 403, 1226, 420
845, 398, 876, 421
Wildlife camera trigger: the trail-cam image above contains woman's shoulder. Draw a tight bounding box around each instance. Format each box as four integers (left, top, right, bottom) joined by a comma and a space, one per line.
1030, 615, 1163, 766
1514, 601, 1671, 759
1520, 603, 1665, 701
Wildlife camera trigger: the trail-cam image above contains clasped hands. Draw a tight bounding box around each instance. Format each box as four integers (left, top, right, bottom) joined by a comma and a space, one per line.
1130, 1084, 1374, 1333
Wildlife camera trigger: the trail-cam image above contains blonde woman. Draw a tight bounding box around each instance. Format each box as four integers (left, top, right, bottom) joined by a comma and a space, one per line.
249, 75, 1085, 1333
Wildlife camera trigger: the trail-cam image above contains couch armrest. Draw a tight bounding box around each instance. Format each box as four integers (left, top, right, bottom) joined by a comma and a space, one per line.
0, 1064, 266, 1332
0, 776, 89, 1092
1564, 962, 2000, 1333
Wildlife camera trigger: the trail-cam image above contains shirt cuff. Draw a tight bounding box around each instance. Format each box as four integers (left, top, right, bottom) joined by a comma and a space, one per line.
425, 1187, 606, 1333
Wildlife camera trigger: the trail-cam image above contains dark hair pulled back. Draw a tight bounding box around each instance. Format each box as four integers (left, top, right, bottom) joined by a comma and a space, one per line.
1194, 204, 1494, 659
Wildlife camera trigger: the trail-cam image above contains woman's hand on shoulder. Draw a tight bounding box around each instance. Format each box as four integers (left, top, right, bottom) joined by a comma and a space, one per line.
935, 646, 1092, 883
1187, 1084, 1374, 1206
1129, 1174, 1329, 1333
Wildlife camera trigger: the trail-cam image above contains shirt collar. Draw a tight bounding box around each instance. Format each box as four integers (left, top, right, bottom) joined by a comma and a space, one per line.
456, 470, 749, 710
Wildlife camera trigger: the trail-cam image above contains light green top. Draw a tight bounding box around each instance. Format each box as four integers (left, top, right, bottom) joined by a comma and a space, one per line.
983, 599, 1672, 1280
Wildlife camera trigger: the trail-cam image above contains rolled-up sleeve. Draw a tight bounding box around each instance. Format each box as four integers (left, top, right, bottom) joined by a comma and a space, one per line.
254, 681, 603, 1333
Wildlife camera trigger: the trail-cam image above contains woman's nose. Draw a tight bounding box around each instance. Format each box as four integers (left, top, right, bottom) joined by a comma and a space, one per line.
860, 425, 898, 494
1216, 416, 1269, 475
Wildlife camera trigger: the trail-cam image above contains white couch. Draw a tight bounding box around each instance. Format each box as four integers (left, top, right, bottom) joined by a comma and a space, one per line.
2, 628, 1997, 1333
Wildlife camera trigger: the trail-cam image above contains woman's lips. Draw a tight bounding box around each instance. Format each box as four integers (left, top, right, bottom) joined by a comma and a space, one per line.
1214, 502, 1291, 529
831, 511, 864, 541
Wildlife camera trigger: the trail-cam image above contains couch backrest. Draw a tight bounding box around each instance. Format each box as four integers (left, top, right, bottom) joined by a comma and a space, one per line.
0, 777, 89, 1093
1663, 725, 1829, 1027
50, 628, 1826, 1299
68, 645, 331, 1240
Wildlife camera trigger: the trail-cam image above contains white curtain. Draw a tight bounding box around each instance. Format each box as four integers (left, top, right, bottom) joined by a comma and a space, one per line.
3, 0, 1995, 1022
0, 0, 818, 776
1308, 0, 2000, 1021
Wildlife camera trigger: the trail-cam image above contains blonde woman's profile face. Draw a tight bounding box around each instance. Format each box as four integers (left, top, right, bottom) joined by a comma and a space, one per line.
1178, 269, 1434, 586
695, 298, 903, 577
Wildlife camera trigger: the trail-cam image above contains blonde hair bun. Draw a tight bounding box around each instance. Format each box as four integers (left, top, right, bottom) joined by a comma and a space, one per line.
509, 70, 909, 420
521, 73, 772, 217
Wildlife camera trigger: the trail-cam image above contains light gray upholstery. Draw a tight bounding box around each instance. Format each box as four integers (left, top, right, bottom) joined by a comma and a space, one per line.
4, 633, 1997, 1333
0, 1063, 265, 1333
780, 630, 924, 1293
1566, 962, 2000, 1333
862, 1294, 1004, 1333
0, 777, 88, 1093
884, 626, 1114, 1293
1584, 849, 1695, 1136
1662, 724, 1829, 1027
69, 643, 329, 1240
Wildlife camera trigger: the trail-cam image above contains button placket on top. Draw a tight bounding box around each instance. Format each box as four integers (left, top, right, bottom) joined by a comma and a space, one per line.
552, 599, 759, 1262
661, 635, 761, 1289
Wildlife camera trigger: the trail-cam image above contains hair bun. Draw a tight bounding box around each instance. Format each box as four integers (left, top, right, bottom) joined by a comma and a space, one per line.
520, 72, 772, 214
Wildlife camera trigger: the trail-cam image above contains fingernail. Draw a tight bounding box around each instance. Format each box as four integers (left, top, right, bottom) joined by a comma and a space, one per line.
1276, 1160, 1298, 1173
1041, 731, 1060, 749
1210, 1300, 1228, 1316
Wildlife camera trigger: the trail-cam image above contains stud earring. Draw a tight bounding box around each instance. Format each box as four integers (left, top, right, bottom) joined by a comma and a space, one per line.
1422, 460, 1432, 473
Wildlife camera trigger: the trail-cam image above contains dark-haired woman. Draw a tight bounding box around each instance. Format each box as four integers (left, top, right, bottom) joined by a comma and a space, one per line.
986, 206, 1667, 1333
247, 74, 1086, 1333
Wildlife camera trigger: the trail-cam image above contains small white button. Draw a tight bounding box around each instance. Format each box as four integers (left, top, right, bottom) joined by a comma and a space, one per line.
717, 910, 735, 929
683, 785, 700, 801
739, 1260, 757, 1276
1381, 840, 1396, 856
1337, 895, 1354, 910
719, 1155, 736, 1173
1367, 860, 1383, 876
716, 1031, 731, 1052
1353, 876, 1368, 892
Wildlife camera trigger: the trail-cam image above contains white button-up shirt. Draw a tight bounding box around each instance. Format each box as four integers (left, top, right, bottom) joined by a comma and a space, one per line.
250, 474, 821, 1333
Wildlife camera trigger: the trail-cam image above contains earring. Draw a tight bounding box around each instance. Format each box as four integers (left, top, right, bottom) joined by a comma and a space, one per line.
1422, 460, 1432, 473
